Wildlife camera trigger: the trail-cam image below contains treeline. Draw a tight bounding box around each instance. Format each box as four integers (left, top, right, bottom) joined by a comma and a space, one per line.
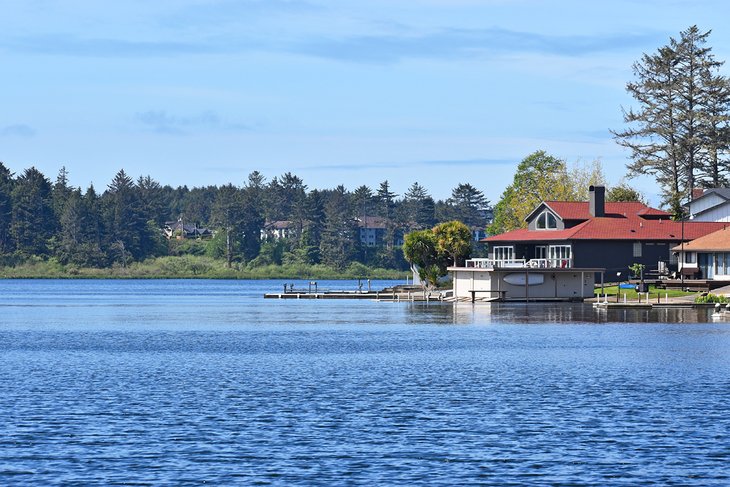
0, 163, 489, 271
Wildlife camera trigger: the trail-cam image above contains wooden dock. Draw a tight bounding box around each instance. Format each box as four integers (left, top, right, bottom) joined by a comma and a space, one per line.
264, 288, 448, 302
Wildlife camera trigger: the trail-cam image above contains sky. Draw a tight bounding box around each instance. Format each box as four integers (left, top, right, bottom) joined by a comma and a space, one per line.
1, 0, 729, 205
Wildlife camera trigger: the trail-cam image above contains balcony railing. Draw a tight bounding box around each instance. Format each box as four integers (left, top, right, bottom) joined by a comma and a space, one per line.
464, 258, 573, 269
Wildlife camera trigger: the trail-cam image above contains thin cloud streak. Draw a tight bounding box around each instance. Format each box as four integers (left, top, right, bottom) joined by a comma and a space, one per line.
3, 27, 662, 62
134, 110, 251, 135
306, 158, 515, 171
0, 124, 36, 137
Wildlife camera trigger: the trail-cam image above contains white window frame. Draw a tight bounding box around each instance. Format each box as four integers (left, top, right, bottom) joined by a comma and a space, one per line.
493, 246, 514, 262
633, 242, 642, 258
535, 211, 558, 230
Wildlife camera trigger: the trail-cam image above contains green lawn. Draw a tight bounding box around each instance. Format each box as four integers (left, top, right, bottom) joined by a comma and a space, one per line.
595, 284, 696, 300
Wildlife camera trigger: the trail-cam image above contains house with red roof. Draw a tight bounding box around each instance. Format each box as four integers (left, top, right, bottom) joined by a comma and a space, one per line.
483, 186, 727, 278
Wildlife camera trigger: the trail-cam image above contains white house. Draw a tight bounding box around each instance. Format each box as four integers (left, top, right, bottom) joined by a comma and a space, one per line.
687, 188, 730, 222
672, 226, 730, 280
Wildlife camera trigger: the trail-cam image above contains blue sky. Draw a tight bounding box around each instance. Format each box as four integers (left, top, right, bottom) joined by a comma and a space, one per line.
1, 0, 729, 204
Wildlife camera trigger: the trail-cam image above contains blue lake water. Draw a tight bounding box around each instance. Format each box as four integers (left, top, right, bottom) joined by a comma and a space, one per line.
1, 279, 729, 485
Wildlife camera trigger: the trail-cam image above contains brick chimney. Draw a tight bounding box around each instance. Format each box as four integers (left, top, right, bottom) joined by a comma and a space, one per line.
691, 188, 704, 200
589, 185, 605, 217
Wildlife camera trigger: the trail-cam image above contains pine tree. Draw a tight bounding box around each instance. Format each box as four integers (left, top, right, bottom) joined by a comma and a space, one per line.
446, 183, 489, 229
0, 162, 14, 254
613, 26, 730, 208
103, 169, 147, 262
11, 167, 54, 256
403, 182, 436, 230
320, 185, 356, 269
211, 183, 243, 267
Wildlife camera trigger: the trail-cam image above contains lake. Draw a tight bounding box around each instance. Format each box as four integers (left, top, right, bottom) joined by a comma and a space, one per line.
1, 279, 729, 485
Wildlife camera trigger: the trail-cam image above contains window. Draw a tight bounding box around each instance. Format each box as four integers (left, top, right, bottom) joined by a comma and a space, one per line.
633, 242, 642, 257
493, 246, 514, 262
535, 246, 547, 259
685, 252, 696, 264
535, 211, 558, 230
549, 245, 572, 260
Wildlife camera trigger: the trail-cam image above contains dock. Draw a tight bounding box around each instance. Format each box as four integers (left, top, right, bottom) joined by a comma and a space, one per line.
264, 285, 449, 302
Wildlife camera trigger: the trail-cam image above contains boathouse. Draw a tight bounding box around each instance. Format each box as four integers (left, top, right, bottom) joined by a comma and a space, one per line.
449, 258, 603, 301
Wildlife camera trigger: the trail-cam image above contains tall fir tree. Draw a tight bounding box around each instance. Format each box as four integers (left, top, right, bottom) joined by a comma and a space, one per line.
0, 162, 14, 254
11, 167, 54, 256
613, 26, 730, 211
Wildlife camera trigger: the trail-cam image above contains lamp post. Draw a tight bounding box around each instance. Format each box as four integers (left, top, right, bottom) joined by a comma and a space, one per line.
680, 213, 685, 287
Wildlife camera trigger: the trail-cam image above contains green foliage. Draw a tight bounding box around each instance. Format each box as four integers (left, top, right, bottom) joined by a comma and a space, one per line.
629, 263, 646, 278
606, 182, 645, 203
433, 220, 472, 266
489, 151, 574, 234
695, 293, 729, 304
402, 223, 470, 289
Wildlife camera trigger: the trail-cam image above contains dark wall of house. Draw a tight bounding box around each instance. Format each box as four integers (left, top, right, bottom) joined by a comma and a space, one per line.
572, 241, 673, 278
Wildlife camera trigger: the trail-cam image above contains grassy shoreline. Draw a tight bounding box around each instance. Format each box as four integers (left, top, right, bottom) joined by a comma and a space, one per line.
0, 255, 409, 280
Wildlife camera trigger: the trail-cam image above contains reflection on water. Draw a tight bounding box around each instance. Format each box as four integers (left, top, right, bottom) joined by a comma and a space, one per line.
1, 280, 729, 485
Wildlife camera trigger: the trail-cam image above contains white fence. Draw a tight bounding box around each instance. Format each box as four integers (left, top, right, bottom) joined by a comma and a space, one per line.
464, 258, 573, 269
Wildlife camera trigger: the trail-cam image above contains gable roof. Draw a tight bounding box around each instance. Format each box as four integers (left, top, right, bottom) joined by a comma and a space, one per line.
538, 201, 671, 221
690, 188, 730, 205
671, 226, 730, 252
358, 216, 388, 229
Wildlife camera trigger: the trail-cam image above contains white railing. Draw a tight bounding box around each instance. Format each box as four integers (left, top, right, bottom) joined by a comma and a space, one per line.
464, 258, 573, 269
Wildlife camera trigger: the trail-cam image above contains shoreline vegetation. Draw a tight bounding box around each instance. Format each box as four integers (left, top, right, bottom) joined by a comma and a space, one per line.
0, 256, 408, 280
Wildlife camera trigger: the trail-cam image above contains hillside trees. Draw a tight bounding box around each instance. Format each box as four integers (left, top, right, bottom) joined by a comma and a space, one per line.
613, 26, 730, 213
0, 162, 499, 271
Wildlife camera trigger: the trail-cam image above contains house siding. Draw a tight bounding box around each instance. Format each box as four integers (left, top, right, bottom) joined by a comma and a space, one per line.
689, 193, 727, 217
690, 202, 730, 222
572, 241, 671, 277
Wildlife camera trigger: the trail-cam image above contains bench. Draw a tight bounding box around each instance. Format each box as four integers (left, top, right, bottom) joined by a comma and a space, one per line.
468, 290, 507, 302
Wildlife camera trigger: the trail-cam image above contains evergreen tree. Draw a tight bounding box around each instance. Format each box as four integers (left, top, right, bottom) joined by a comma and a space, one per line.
211, 183, 244, 267
375, 180, 397, 220
11, 167, 54, 256
613, 26, 730, 208
447, 183, 489, 228
136, 175, 167, 225
352, 185, 374, 219
0, 162, 14, 254
240, 186, 265, 262
51, 166, 73, 231
302, 189, 326, 263
103, 169, 148, 262
403, 182, 436, 230
320, 185, 356, 269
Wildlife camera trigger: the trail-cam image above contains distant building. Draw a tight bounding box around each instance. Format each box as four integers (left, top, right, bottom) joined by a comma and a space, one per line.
163, 220, 212, 240
687, 188, 730, 222
357, 216, 387, 247
261, 221, 296, 240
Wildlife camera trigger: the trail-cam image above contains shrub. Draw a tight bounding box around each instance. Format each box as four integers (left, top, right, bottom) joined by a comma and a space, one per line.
695, 293, 728, 304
